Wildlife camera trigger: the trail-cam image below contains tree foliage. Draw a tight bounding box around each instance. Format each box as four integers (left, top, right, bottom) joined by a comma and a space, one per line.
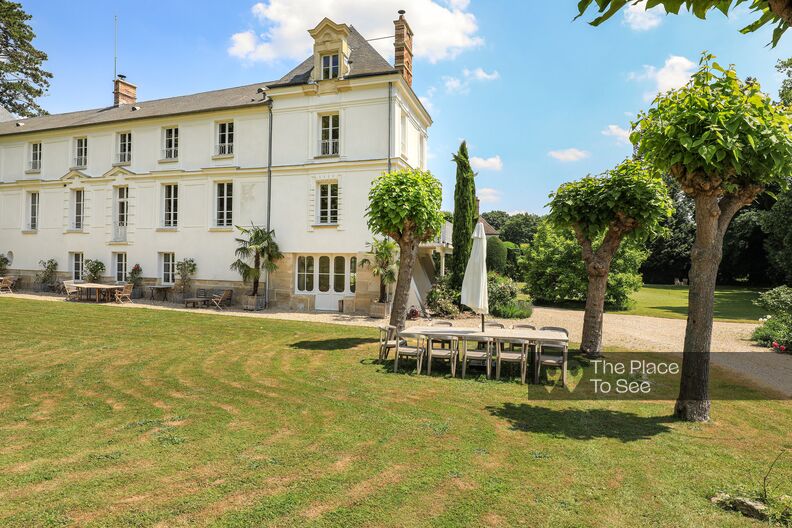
523, 220, 647, 309
450, 141, 477, 290
777, 57, 792, 105
762, 191, 792, 283
0, 1, 52, 117
230, 225, 283, 297
500, 213, 541, 245
480, 210, 510, 231
367, 168, 444, 327
486, 236, 508, 274
576, 0, 792, 46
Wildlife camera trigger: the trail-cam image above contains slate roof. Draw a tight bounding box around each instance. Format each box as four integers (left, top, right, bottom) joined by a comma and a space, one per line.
269, 26, 396, 88
478, 216, 500, 236
0, 82, 274, 137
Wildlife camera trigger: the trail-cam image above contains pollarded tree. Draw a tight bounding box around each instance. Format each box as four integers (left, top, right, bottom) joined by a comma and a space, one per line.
633, 53, 792, 421
577, 1, 792, 46
549, 158, 672, 357
450, 141, 477, 291
367, 169, 444, 328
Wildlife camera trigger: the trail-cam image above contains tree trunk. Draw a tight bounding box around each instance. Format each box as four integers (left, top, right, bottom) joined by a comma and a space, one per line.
251, 253, 260, 296
389, 237, 420, 329
768, 0, 792, 26
581, 269, 609, 357
379, 280, 387, 304
676, 190, 751, 422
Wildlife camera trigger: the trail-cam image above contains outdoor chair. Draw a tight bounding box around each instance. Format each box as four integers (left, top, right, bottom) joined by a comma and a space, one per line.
63, 280, 80, 302
114, 283, 133, 304
426, 334, 458, 376
460, 335, 493, 379
485, 322, 506, 329
495, 337, 531, 384
211, 289, 233, 310
377, 325, 404, 361
536, 327, 569, 387
0, 276, 14, 294
394, 331, 426, 374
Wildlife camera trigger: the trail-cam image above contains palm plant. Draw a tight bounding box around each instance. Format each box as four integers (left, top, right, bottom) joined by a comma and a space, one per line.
230, 225, 283, 297
360, 238, 398, 303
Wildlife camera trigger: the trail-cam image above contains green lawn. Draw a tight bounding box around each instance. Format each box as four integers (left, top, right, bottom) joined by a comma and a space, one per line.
614, 285, 765, 323
1, 297, 790, 527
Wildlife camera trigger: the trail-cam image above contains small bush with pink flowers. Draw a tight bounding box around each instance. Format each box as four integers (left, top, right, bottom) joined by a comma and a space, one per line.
752, 286, 792, 353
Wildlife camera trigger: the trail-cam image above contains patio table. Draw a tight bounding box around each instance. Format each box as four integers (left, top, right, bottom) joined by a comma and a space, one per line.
148, 285, 173, 301
74, 283, 123, 303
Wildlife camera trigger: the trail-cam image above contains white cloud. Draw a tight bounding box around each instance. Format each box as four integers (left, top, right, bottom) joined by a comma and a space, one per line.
478, 187, 502, 204
470, 155, 503, 171
548, 148, 590, 162
601, 124, 631, 145
623, 1, 663, 31
630, 55, 695, 101
442, 67, 499, 94
228, 0, 483, 64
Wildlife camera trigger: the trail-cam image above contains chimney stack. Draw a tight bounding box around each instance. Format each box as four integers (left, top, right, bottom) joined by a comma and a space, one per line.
393, 10, 413, 86
113, 75, 137, 106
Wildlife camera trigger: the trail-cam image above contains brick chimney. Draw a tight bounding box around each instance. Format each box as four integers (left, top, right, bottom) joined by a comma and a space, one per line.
113, 75, 137, 106
393, 10, 413, 86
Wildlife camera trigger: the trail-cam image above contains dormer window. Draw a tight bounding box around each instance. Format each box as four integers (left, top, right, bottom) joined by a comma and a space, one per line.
321, 53, 339, 80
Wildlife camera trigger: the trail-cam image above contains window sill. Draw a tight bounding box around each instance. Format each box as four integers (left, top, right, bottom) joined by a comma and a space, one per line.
156, 227, 178, 232
21, 229, 37, 234
65, 229, 87, 234
212, 153, 234, 160
108, 240, 129, 246
158, 158, 179, 164
312, 223, 339, 228
314, 154, 340, 160
25, 169, 41, 175
70, 166, 87, 171
112, 161, 131, 167
208, 227, 233, 232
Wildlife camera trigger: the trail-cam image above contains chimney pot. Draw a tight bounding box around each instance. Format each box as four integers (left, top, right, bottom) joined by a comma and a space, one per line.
113, 76, 137, 106
393, 11, 413, 87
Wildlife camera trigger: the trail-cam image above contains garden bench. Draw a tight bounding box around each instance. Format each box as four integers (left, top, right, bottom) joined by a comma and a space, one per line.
184, 288, 212, 308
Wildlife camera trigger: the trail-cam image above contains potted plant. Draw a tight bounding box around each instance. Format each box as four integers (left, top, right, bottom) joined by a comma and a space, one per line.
175, 258, 197, 303
34, 258, 58, 291
83, 259, 105, 283
230, 224, 283, 311
128, 264, 144, 298
0, 253, 9, 277
360, 238, 398, 318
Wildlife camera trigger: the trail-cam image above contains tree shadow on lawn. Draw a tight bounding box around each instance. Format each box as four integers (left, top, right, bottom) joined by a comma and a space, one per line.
290, 337, 377, 351
486, 402, 674, 442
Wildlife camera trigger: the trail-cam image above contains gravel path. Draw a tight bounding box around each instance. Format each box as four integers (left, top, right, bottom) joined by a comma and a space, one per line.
4, 293, 790, 396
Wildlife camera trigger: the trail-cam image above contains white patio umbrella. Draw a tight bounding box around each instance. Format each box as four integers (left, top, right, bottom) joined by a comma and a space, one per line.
460, 222, 488, 331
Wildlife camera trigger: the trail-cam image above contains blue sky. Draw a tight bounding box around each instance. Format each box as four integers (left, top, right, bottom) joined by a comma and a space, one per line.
23, 0, 792, 213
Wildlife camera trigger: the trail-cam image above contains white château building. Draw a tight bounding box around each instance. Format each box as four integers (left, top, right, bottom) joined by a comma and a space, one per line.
0, 15, 453, 313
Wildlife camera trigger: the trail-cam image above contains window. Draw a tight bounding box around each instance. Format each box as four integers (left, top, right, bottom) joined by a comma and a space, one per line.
27, 192, 39, 230
401, 114, 408, 156
321, 53, 339, 79
333, 256, 345, 293
114, 187, 128, 241
349, 257, 357, 293
215, 182, 233, 227
318, 256, 330, 292
163, 184, 178, 228
297, 256, 315, 292
28, 142, 42, 171
317, 182, 338, 225
74, 137, 88, 168
161, 253, 175, 284
72, 189, 84, 230
419, 135, 426, 169
216, 121, 234, 155
71, 252, 83, 280
116, 132, 132, 164
320, 114, 339, 156
114, 252, 127, 282
162, 127, 178, 159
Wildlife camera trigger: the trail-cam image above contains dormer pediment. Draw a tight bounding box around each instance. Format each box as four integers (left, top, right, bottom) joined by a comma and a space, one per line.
60, 169, 91, 181
101, 166, 135, 180
308, 18, 351, 82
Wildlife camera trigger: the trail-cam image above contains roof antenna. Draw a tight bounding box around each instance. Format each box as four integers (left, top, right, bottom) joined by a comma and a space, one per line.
113, 15, 118, 79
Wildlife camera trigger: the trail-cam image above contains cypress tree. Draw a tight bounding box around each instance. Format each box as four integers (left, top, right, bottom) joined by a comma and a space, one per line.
450, 141, 477, 290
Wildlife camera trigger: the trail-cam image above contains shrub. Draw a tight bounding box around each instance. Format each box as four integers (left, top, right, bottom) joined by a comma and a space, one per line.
35, 258, 58, 287
128, 264, 144, 287
487, 272, 517, 308
486, 237, 508, 274
492, 300, 533, 319
522, 220, 646, 309
753, 286, 792, 352
0, 253, 8, 276
176, 258, 197, 296
427, 275, 459, 317
83, 259, 105, 283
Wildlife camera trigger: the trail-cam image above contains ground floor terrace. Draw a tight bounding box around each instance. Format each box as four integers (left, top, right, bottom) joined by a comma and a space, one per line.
1, 295, 790, 527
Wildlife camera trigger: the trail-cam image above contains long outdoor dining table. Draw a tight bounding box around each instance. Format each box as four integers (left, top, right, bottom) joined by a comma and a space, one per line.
74, 282, 123, 303
404, 326, 568, 345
